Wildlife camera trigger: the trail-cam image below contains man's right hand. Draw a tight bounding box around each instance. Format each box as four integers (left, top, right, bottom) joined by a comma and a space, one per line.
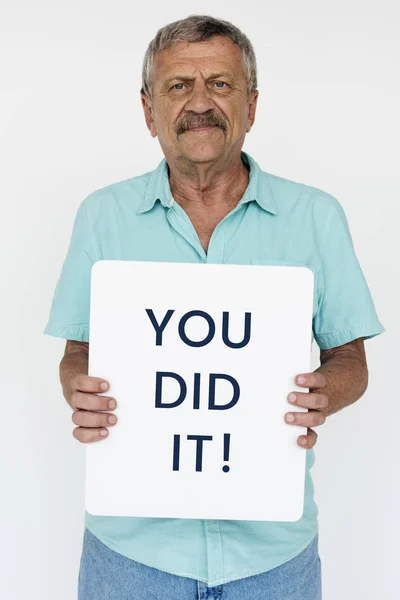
70, 375, 117, 443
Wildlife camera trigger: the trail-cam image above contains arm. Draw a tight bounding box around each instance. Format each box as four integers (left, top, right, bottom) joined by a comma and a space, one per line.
285, 337, 369, 448
286, 197, 383, 447
60, 340, 118, 443
315, 337, 368, 417
60, 340, 90, 409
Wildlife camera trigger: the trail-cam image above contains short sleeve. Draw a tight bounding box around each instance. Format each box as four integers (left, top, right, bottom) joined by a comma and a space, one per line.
313, 201, 385, 350
43, 197, 98, 342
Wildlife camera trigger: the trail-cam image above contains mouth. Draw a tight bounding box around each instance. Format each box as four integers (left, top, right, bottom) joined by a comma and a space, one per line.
186, 125, 219, 132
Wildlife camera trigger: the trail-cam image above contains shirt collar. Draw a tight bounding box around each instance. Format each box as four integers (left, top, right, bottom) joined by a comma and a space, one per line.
137, 150, 278, 215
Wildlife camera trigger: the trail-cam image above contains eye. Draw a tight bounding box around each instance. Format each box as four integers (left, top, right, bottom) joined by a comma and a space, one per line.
171, 83, 186, 90
214, 81, 228, 88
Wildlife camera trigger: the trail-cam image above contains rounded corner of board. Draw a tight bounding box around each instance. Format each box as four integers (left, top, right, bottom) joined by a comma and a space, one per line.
301, 266, 315, 281
85, 499, 100, 516
90, 260, 105, 278
286, 505, 305, 522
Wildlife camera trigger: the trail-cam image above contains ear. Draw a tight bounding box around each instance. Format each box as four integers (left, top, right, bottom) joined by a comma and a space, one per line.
141, 94, 157, 138
246, 90, 259, 133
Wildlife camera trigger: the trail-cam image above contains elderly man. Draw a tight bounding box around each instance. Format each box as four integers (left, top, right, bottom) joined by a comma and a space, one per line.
44, 14, 384, 600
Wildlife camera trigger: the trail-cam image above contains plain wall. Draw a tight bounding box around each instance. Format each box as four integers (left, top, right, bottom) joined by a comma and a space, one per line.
1, 1, 398, 598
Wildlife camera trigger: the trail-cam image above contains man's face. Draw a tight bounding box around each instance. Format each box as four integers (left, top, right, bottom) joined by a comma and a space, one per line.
142, 35, 258, 164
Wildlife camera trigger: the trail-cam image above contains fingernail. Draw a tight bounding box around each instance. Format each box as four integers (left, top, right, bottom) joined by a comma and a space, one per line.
285, 414, 295, 423
300, 437, 307, 445
100, 429, 108, 436
108, 415, 117, 424
297, 376, 306, 384
100, 382, 109, 391
108, 400, 116, 409
288, 393, 296, 403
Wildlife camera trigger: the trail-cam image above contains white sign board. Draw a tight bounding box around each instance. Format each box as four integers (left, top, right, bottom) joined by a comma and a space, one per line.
85, 260, 314, 521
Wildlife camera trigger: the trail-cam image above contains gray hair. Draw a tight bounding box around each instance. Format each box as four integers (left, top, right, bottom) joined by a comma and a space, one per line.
141, 15, 257, 100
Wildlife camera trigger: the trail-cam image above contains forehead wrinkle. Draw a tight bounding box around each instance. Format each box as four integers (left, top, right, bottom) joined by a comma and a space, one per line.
159, 58, 240, 84
157, 50, 242, 77
153, 40, 248, 91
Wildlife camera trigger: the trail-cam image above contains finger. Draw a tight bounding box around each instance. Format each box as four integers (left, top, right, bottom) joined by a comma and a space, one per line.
72, 374, 110, 394
73, 426, 109, 443
287, 392, 329, 410
72, 410, 117, 428
295, 372, 326, 389
298, 428, 318, 449
71, 390, 117, 412
285, 409, 326, 428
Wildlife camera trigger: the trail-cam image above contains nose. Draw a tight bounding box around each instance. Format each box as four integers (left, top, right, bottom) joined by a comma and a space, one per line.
184, 79, 215, 114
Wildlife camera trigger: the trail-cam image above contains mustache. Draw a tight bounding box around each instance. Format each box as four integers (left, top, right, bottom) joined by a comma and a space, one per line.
175, 112, 227, 136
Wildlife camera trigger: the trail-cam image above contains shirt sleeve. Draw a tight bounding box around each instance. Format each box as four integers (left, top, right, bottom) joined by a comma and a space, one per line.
43, 196, 98, 342
312, 200, 385, 350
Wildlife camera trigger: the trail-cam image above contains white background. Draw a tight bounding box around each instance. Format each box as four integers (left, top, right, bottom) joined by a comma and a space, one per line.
1, 1, 398, 599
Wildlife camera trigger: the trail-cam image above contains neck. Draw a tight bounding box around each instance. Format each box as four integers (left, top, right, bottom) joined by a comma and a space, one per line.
167, 153, 250, 210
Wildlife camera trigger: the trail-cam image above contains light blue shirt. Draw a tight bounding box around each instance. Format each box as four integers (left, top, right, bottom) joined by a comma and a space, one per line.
44, 151, 384, 586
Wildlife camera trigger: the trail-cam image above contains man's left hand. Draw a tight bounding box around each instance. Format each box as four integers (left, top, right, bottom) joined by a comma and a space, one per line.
285, 372, 329, 449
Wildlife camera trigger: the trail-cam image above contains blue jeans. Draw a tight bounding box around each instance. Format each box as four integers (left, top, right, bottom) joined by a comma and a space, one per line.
78, 528, 322, 599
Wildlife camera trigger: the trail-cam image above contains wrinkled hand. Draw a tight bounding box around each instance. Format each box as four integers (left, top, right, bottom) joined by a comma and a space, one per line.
70, 376, 117, 443
285, 372, 328, 449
